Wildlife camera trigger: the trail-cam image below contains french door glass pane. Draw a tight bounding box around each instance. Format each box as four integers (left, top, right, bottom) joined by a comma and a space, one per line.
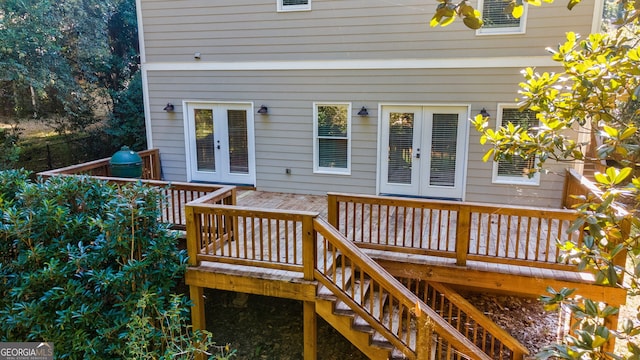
430, 113, 458, 187
227, 110, 249, 174
388, 112, 414, 184
195, 109, 215, 171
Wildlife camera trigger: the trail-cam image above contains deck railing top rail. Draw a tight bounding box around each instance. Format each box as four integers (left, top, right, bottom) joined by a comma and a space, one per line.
39, 148, 161, 180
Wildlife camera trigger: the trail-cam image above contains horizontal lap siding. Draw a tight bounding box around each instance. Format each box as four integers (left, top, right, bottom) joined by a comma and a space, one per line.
147, 67, 567, 206
140, 0, 595, 63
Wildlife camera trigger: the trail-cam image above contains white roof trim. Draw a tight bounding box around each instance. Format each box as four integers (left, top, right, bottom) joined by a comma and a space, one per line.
141, 56, 557, 71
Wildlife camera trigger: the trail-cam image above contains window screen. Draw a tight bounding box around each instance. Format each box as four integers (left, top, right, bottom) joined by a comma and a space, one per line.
315, 104, 349, 172
278, 0, 310, 11
479, 0, 523, 33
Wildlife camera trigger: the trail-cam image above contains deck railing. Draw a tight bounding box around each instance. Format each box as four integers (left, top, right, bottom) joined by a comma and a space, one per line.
314, 218, 493, 360
185, 204, 315, 274
40, 155, 234, 230
562, 168, 604, 209
185, 203, 519, 359
39, 148, 162, 180
400, 278, 529, 359
328, 193, 583, 271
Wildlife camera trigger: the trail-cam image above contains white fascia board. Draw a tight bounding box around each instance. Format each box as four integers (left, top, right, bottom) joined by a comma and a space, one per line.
141, 56, 558, 72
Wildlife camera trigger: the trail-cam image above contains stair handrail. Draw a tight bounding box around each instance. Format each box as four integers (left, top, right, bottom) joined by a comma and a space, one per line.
313, 218, 493, 360
427, 281, 530, 359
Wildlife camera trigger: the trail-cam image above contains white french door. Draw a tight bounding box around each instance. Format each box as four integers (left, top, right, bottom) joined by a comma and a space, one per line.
379, 106, 468, 199
185, 102, 255, 185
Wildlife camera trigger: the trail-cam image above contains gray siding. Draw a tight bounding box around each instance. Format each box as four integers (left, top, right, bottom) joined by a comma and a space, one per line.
147, 67, 566, 207
140, 0, 595, 63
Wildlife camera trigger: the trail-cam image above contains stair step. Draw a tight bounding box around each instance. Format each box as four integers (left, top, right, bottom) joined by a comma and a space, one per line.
372, 303, 416, 351
353, 290, 389, 330
334, 279, 371, 315
317, 266, 354, 300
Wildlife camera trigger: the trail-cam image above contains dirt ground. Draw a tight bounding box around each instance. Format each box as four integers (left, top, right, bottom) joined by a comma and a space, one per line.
203, 289, 560, 360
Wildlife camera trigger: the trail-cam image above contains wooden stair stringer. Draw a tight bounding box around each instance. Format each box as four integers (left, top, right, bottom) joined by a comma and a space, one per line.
315, 298, 394, 360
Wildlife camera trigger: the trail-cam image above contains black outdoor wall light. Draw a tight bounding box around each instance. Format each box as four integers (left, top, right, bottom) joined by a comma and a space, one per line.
479, 108, 490, 117
163, 103, 175, 112
257, 105, 268, 114
357, 106, 368, 116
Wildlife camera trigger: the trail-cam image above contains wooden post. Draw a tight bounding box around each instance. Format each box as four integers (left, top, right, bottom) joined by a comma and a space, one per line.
415, 303, 433, 360
603, 309, 619, 354
151, 149, 162, 180
455, 205, 471, 266
185, 205, 200, 266
302, 215, 316, 281
189, 285, 207, 360
303, 301, 317, 360
327, 193, 338, 229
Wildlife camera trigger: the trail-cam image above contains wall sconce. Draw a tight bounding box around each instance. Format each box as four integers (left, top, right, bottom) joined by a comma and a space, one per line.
257, 105, 268, 114
479, 108, 490, 117
163, 103, 175, 112
357, 106, 368, 116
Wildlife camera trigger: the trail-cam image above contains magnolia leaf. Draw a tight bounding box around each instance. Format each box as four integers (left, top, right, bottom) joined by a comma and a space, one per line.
440, 14, 456, 27
482, 148, 495, 162
458, 3, 475, 17
614, 167, 632, 184
602, 125, 619, 138
430, 14, 443, 27
619, 126, 637, 140
463, 15, 483, 29
567, 0, 582, 10
512, 5, 524, 18
592, 335, 607, 349
593, 172, 609, 185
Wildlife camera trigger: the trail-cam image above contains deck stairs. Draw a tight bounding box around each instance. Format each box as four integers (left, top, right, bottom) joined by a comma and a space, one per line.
315, 260, 529, 360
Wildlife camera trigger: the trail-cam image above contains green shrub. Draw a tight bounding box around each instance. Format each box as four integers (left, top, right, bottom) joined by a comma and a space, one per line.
0, 174, 195, 358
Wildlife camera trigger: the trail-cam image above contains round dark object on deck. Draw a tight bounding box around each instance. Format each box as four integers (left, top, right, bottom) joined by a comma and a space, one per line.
110, 146, 143, 178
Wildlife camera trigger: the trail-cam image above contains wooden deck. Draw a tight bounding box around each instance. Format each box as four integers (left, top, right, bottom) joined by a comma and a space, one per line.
215, 190, 623, 303
42, 156, 629, 360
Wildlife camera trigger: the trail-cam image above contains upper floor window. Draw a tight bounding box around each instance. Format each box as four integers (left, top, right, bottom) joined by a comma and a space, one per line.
477, 0, 527, 35
313, 103, 351, 174
492, 105, 539, 185
277, 0, 311, 12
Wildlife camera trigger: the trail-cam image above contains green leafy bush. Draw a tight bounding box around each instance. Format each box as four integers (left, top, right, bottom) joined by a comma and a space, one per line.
0, 173, 193, 358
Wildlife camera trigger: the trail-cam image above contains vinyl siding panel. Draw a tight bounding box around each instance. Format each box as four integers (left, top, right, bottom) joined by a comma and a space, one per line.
140, 0, 596, 63
146, 67, 569, 206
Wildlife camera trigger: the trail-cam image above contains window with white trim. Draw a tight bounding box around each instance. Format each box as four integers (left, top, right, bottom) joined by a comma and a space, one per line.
313, 103, 351, 174
477, 0, 527, 35
492, 105, 540, 185
277, 0, 311, 12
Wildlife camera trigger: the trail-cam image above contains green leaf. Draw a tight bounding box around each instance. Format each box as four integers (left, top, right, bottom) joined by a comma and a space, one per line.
567, 0, 582, 10
512, 5, 524, 18
482, 148, 495, 162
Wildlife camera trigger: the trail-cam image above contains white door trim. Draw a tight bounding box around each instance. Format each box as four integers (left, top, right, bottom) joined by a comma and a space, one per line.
377, 104, 470, 200
183, 101, 256, 185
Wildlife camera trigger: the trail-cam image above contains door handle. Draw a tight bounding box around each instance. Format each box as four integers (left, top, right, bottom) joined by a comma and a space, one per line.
216, 140, 221, 150
415, 148, 420, 159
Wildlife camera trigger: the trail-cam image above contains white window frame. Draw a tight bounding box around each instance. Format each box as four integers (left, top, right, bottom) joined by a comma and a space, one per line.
476, 0, 527, 35
277, 0, 311, 12
313, 102, 351, 175
492, 104, 540, 186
